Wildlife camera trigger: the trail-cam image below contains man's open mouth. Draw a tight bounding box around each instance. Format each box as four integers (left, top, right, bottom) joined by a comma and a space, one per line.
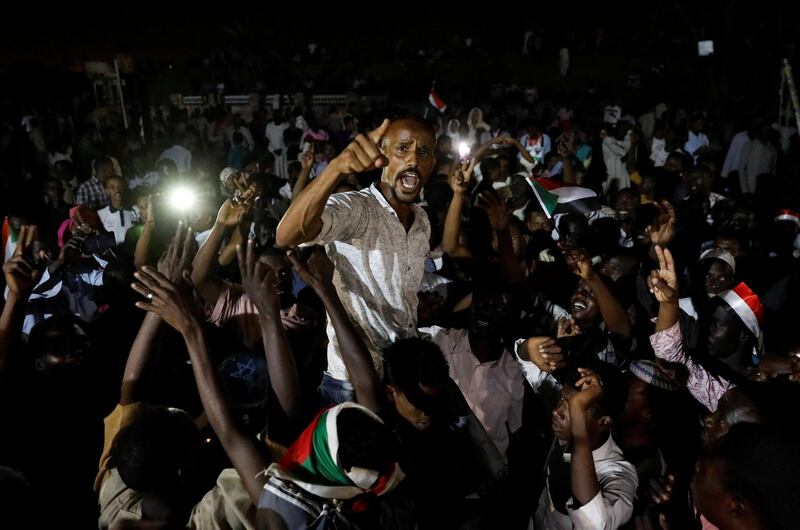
572, 299, 588, 312
399, 170, 420, 192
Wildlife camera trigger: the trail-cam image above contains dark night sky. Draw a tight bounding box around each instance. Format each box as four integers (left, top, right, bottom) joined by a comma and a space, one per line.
1, 2, 795, 65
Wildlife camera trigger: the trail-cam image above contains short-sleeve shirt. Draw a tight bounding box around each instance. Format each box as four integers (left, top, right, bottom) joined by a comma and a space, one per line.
307, 183, 431, 380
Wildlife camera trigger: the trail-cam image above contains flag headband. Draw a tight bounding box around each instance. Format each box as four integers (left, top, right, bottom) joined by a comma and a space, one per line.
271, 402, 404, 500
775, 209, 800, 225
719, 282, 764, 358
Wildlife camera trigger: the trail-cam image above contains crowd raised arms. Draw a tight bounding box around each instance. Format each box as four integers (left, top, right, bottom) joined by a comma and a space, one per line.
1, 86, 800, 530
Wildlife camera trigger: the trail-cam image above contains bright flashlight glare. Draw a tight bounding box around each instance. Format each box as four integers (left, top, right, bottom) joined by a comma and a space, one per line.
458, 141, 470, 158
169, 186, 197, 211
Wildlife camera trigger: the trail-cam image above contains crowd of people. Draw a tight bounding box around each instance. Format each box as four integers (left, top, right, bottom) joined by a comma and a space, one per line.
2, 81, 800, 530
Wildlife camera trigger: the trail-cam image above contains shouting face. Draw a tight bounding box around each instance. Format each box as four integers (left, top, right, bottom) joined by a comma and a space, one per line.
380, 119, 436, 204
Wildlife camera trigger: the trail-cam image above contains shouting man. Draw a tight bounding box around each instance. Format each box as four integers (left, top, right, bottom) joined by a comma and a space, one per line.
277, 117, 436, 403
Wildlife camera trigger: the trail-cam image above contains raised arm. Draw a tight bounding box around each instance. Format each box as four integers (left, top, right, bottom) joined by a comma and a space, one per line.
477, 190, 524, 283
504, 137, 536, 164
648, 253, 733, 412
0, 225, 40, 386
566, 369, 637, 529
557, 141, 577, 184
191, 197, 254, 304
288, 250, 384, 414
237, 239, 301, 419
276, 119, 390, 248
513, 336, 566, 412
442, 158, 475, 259
648, 245, 679, 333
646, 201, 677, 260
562, 243, 632, 338
291, 143, 316, 202
470, 136, 505, 162
568, 371, 604, 506
133, 196, 155, 269
132, 268, 268, 505
121, 223, 196, 405
217, 224, 245, 267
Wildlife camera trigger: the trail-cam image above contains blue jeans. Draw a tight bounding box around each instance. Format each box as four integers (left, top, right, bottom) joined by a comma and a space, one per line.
318, 373, 356, 406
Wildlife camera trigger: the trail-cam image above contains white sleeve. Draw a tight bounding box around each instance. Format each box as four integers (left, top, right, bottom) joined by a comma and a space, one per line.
567, 462, 637, 530
513, 338, 562, 410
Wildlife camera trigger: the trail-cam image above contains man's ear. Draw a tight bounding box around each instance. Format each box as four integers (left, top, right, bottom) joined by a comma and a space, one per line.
598, 415, 612, 430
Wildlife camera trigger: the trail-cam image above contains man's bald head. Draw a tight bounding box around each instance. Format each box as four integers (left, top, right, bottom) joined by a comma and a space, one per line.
381, 117, 435, 149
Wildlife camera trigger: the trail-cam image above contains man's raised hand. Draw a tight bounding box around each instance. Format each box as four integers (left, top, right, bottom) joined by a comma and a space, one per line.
237, 239, 281, 315
449, 157, 476, 195
332, 119, 391, 174
131, 267, 199, 334
523, 336, 567, 373
3, 224, 41, 297
287, 249, 334, 293
648, 245, 678, 303
157, 221, 198, 282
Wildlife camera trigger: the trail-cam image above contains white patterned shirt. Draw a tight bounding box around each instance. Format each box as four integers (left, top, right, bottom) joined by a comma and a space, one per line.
309, 183, 431, 380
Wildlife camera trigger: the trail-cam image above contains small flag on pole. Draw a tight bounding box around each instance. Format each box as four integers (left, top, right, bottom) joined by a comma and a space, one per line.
428, 83, 447, 113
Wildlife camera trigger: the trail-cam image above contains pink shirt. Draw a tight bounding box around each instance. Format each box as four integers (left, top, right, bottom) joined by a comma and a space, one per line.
649, 322, 733, 412
208, 281, 316, 349
426, 326, 524, 455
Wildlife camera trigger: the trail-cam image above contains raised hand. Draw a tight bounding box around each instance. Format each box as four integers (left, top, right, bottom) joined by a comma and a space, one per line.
449, 157, 476, 194
648, 200, 676, 247
557, 317, 582, 338
287, 249, 334, 293
477, 190, 510, 232
157, 222, 198, 282
300, 142, 315, 172
523, 337, 567, 373
331, 119, 391, 174
2, 225, 41, 297
569, 368, 604, 413
216, 192, 255, 227
56, 231, 85, 268
131, 267, 199, 334
648, 245, 678, 303
559, 242, 595, 281
237, 239, 281, 315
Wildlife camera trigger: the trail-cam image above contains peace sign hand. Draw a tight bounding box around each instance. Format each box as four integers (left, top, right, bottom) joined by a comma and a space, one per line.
2, 224, 41, 297
648, 245, 678, 303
